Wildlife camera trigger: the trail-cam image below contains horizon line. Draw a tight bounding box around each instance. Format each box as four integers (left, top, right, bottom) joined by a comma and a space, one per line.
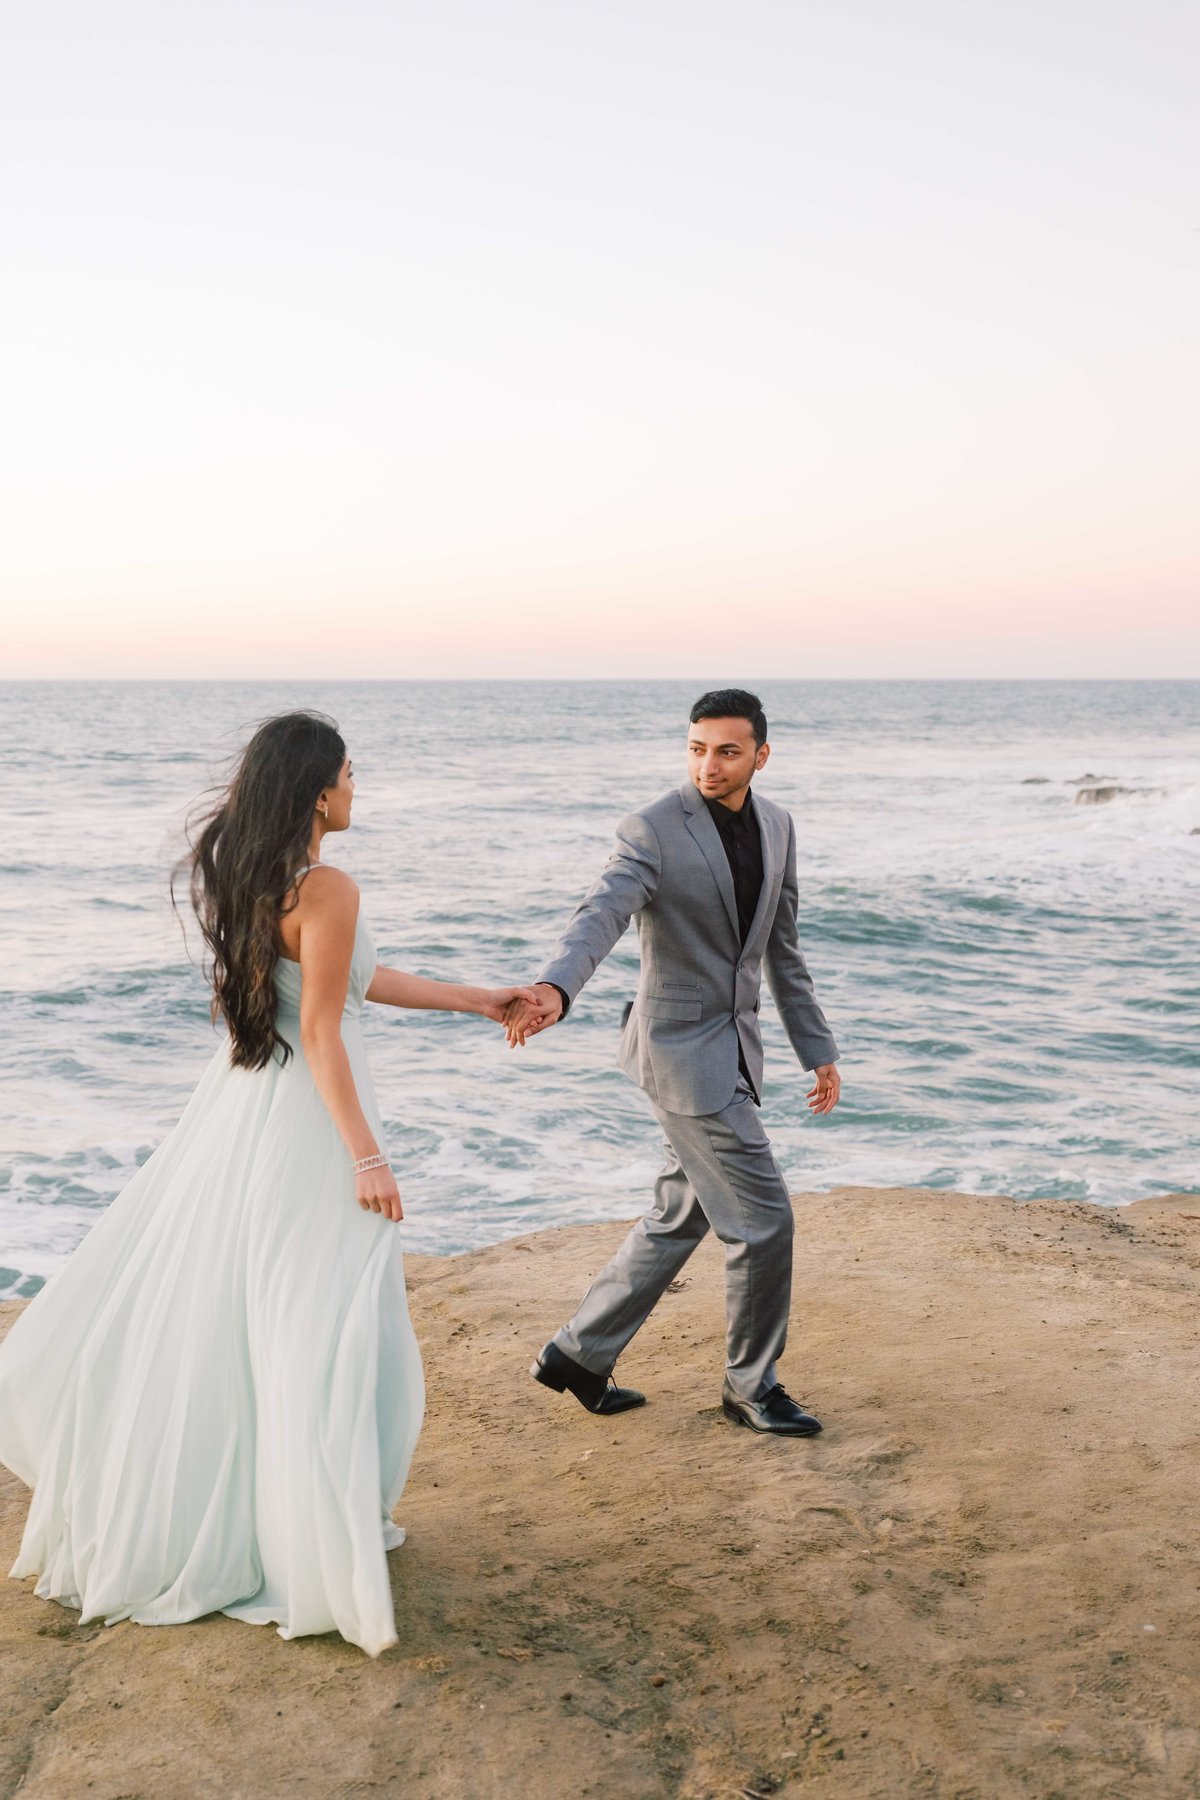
3, 674, 1199, 686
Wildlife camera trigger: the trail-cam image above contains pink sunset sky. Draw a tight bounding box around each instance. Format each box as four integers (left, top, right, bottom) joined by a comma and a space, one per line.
2, 0, 1196, 679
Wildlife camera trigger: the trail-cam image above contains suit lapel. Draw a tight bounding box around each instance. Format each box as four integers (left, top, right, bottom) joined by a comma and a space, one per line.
680, 783, 740, 940
741, 797, 781, 954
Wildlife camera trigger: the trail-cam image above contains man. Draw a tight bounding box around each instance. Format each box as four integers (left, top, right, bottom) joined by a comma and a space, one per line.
509, 689, 841, 1436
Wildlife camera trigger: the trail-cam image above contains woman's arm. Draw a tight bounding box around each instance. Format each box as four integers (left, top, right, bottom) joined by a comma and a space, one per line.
297, 868, 402, 1222
366, 965, 537, 1023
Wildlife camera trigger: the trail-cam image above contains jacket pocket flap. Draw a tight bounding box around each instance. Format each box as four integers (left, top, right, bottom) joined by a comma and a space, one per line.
638, 995, 703, 1022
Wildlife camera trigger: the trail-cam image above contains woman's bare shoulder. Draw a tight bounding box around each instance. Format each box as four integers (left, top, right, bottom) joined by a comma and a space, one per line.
294, 863, 360, 917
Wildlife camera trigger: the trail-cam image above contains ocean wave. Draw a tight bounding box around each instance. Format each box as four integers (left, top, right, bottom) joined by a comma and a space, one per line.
2, 677, 1198, 1292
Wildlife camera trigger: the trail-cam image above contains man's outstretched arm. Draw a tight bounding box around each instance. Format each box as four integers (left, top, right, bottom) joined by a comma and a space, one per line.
507, 812, 661, 1045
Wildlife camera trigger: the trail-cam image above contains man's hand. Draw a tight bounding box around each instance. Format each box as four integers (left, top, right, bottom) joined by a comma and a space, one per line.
479, 985, 542, 1025
807, 1064, 841, 1116
505, 983, 564, 1047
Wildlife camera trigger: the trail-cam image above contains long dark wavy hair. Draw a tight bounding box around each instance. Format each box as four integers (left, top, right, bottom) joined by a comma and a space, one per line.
174, 711, 346, 1070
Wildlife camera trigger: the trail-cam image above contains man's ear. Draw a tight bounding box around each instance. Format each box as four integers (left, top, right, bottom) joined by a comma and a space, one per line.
756, 743, 770, 772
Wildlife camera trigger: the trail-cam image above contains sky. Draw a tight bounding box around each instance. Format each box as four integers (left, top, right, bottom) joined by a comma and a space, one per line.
2, 0, 1197, 679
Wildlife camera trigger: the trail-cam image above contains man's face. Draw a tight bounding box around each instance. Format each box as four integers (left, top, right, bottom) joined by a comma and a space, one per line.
687, 716, 768, 805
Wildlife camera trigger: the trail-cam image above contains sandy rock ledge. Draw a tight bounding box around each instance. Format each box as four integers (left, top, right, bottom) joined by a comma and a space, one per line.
3, 1185, 1200, 1799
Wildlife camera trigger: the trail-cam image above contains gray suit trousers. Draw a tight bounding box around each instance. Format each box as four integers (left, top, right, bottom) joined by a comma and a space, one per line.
553, 1080, 794, 1401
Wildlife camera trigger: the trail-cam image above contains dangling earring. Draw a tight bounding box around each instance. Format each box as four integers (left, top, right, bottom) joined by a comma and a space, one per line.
318, 801, 329, 818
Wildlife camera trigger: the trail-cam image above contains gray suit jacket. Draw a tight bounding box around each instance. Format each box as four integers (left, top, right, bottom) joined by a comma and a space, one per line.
538, 781, 839, 1117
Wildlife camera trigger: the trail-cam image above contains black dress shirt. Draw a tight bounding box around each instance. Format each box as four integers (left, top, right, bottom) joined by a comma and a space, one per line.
704, 790, 764, 945
705, 789, 764, 1087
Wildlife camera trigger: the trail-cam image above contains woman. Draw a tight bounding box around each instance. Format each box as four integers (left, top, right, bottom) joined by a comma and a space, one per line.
0, 711, 535, 1656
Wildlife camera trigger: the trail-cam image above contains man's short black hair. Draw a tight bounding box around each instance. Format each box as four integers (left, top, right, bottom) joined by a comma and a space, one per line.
689, 688, 767, 748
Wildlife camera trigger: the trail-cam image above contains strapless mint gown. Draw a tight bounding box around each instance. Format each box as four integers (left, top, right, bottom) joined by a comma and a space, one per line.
0, 910, 424, 1657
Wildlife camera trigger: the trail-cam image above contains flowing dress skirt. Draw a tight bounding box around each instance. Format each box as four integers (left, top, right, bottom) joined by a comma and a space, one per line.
0, 922, 423, 1658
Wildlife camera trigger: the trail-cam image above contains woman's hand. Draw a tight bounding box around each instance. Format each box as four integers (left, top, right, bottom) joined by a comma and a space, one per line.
356, 1164, 404, 1222
479, 984, 542, 1025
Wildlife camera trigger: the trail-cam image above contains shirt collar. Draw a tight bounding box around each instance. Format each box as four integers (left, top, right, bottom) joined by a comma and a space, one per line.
704, 789, 755, 833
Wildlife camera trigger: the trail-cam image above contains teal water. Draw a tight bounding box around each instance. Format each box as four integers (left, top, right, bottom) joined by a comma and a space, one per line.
1, 679, 1197, 1297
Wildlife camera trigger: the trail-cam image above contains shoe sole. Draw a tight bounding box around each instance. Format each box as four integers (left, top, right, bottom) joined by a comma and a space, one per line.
530, 1358, 567, 1393
531, 1358, 646, 1415
722, 1402, 822, 1436
530, 1355, 606, 1413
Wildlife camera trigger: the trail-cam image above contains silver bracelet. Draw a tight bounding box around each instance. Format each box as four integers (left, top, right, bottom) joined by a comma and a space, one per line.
353, 1153, 390, 1175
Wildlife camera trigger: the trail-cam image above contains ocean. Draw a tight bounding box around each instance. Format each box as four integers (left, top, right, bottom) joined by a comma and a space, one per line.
2, 679, 1197, 1299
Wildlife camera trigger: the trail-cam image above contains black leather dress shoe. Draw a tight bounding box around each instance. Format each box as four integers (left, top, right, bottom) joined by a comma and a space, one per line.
531, 1342, 646, 1415
722, 1383, 822, 1435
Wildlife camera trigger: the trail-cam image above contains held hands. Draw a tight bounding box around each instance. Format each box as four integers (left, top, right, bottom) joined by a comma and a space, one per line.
479, 984, 544, 1026
807, 1064, 841, 1116
503, 982, 564, 1048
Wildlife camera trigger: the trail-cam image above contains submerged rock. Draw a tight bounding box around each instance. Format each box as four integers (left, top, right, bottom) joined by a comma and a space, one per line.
1075, 785, 1131, 804
1021, 777, 1051, 785
1074, 785, 1162, 806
